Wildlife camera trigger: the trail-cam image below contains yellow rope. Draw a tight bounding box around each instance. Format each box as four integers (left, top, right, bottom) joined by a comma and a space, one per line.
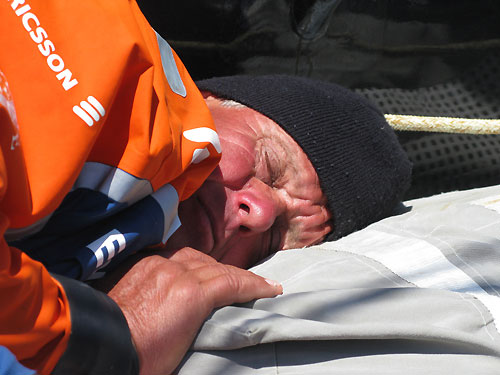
384, 114, 500, 134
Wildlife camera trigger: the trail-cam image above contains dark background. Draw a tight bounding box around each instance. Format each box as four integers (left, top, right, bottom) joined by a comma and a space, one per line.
138, 0, 500, 199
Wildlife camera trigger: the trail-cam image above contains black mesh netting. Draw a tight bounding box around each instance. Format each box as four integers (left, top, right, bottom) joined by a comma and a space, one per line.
356, 51, 500, 199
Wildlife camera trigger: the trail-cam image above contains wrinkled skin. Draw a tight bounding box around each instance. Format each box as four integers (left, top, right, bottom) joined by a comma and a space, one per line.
163, 96, 332, 268
107, 97, 332, 375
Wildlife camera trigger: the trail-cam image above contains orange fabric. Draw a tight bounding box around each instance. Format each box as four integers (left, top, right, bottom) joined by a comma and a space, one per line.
0, 101, 70, 374
1, 0, 219, 228
0, 0, 219, 372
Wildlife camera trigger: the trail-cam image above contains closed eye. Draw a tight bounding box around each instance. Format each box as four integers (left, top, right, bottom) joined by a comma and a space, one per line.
264, 150, 282, 187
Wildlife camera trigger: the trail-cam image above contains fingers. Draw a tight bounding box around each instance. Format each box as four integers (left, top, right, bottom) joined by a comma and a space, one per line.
176, 248, 283, 299
196, 265, 283, 308
165, 249, 283, 308
132, 249, 283, 304
209, 272, 282, 308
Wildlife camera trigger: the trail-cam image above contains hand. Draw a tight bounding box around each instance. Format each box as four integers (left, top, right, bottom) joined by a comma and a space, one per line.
108, 247, 282, 375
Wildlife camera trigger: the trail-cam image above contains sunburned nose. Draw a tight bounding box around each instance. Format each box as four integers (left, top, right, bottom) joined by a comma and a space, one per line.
234, 188, 278, 234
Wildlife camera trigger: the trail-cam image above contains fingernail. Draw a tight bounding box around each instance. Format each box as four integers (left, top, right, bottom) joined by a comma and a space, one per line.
265, 278, 281, 288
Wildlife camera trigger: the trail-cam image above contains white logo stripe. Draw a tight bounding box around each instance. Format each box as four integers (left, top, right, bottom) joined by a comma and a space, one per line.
88, 230, 127, 269
73, 105, 94, 126
183, 128, 221, 153
88, 95, 105, 117
80, 100, 100, 121
191, 148, 211, 164
73, 96, 105, 127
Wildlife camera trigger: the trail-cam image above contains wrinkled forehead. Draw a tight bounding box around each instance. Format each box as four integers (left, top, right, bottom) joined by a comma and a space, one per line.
202, 92, 300, 152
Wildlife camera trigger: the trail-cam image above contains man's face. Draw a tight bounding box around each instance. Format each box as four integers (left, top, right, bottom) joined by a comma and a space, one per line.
163, 96, 332, 268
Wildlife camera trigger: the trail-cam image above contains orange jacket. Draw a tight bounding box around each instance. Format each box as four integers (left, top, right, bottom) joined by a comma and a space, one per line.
0, 0, 220, 373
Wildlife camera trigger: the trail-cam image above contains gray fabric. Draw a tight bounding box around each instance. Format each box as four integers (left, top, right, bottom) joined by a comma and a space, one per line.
176, 185, 500, 374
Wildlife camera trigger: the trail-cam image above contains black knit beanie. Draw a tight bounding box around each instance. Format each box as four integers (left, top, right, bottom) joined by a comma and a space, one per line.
196, 75, 412, 241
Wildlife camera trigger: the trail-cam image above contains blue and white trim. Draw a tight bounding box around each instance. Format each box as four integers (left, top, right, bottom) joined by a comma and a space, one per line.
151, 184, 181, 244
74, 162, 153, 205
